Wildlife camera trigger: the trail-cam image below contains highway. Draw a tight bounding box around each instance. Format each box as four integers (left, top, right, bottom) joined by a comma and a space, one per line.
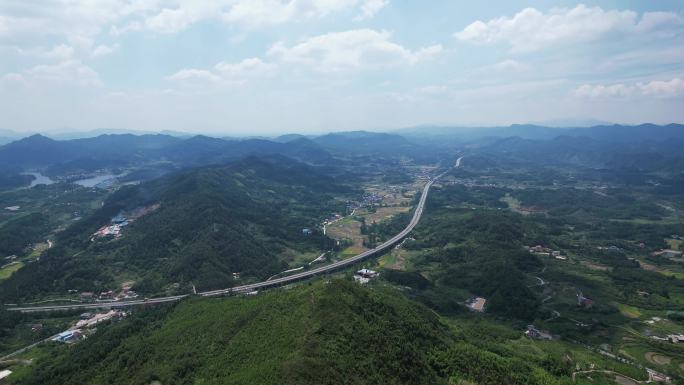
6, 157, 460, 313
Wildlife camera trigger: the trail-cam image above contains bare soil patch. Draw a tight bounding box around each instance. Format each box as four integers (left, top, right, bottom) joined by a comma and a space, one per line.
645, 352, 671, 365
580, 261, 611, 271
615, 374, 638, 385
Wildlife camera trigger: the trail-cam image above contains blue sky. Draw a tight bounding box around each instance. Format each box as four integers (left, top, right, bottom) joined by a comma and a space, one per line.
1, 1, 683, 135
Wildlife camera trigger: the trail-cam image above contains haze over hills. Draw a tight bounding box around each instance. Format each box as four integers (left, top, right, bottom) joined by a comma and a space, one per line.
396, 123, 684, 142
2, 123, 682, 172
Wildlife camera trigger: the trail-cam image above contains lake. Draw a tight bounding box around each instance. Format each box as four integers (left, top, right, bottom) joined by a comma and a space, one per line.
72, 174, 117, 188
23, 172, 55, 187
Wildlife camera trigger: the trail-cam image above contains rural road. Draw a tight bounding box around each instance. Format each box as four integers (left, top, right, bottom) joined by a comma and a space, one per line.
6, 157, 462, 313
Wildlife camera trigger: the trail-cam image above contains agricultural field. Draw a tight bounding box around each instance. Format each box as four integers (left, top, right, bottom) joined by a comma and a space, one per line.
326, 178, 420, 259
0, 262, 23, 280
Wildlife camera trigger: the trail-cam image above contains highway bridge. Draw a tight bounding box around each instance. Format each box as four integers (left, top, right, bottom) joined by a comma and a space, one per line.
6, 158, 460, 313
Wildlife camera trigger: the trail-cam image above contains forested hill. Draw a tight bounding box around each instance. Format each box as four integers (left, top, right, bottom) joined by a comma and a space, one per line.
0, 133, 334, 171
0, 156, 349, 301
9, 280, 571, 385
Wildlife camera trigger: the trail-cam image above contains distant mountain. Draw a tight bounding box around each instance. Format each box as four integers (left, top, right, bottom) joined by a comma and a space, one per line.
0, 134, 73, 168
272, 133, 309, 143
0, 133, 334, 171
528, 118, 613, 128
163, 136, 334, 165
477, 134, 684, 171
0, 129, 22, 145
0, 128, 23, 143
313, 131, 420, 157
0, 133, 181, 169
397, 123, 684, 144
0, 137, 14, 146
395, 124, 567, 143
48, 128, 192, 140
0, 155, 347, 300
569, 123, 684, 142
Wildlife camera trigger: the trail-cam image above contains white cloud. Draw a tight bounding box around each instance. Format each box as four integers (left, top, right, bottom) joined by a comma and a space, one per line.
166, 69, 222, 84
455, 5, 683, 52
167, 58, 276, 86
109, 21, 143, 36
108, 0, 391, 34
0, 16, 7, 36
574, 78, 684, 99
574, 83, 635, 98
488, 59, 529, 72
4, 60, 102, 87
0, 73, 28, 87
222, 0, 388, 26
144, 7, 199, 34
354, 0, 389, 21
0, 0, 161, 42
28, 61, 101, 86
16, 44, 74, 60
267, 29, 442, 72
91, 44, 118, 58
639, 78, 684, 98
636, 11, 683, 34
215, 58, 276, 77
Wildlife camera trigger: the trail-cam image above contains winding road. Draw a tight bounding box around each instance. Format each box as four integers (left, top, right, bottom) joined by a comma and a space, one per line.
6, 157, 461, 313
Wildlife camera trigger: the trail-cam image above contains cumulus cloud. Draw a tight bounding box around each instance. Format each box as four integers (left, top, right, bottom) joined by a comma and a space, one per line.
108, 0, 391, 34
3, 60, 102, 87
2, 0, 392, 60
91, 44, 118, 58
0, 0, 161, 42
267, 29, 442, 72
455, 4, 683, 52
639, 78, 684, 98
488, 59, 529, 72
222, 0, 388, 26
144, 7, 202, 34
166, 69, 222, 84
354, 0, 389, 21
215, 58, 276, 77
167, 58, 276, 86
16, 44, 75, 60
574, 78, 684, 99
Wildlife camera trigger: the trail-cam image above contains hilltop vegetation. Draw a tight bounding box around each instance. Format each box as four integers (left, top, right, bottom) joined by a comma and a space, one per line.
9, 280, 574, 385
393, 188, 543, 320
0, 156, 350, 301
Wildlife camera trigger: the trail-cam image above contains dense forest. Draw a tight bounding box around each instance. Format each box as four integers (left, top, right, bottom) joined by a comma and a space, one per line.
0, 156, 352, 301
8, 280, 574, 385
0, 171, 32, 190
380, 185, 544, 320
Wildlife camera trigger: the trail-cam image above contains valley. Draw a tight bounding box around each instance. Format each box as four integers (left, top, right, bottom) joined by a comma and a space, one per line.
0, 126, 683, 384
3, 2, 684, 383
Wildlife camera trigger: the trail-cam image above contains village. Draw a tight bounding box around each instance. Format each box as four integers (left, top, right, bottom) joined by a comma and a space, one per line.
91, 203, 160, 240
51, 309, 129, 344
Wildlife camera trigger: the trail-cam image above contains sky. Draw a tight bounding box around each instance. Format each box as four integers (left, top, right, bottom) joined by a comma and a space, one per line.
1, 1, 683, 135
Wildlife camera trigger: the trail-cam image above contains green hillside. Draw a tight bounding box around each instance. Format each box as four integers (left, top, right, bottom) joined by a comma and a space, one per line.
0, 156, 349, 301
9, 280, 572, 385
